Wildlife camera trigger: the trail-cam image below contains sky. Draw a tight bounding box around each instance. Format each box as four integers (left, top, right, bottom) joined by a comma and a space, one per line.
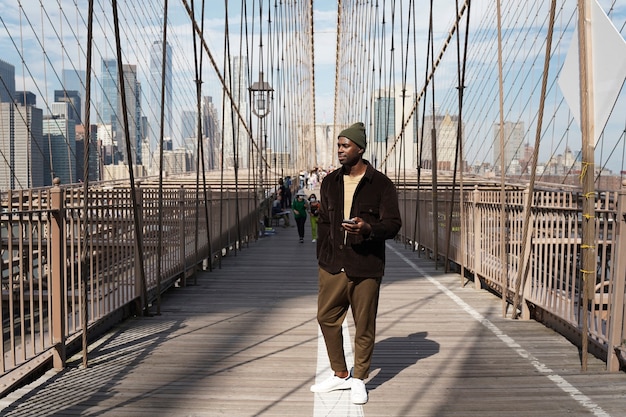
0, 1, 624, 173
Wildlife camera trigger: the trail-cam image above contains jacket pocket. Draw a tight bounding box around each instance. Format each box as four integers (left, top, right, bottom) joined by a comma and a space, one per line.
357, 203, 379, 224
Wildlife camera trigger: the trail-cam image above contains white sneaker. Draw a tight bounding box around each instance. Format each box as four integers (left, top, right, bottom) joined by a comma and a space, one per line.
312, 239, 316, 242
310, 374, 352, 393
351, 378, 368, 404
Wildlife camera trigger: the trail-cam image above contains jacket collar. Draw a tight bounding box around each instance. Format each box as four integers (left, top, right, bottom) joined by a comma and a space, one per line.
336, 159, 374, 182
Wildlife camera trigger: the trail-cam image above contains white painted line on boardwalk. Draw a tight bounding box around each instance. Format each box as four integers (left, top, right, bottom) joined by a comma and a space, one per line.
390, 244, 612, 417
313, 319, 364, 416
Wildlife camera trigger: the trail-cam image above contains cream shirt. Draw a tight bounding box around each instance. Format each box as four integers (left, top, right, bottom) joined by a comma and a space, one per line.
343, 173, 364, 220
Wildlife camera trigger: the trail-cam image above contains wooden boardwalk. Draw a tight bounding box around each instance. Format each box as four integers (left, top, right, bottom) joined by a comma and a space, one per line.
1, 222, 626, 416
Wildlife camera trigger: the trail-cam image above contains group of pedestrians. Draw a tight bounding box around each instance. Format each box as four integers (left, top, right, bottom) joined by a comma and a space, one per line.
277, 185, 320, 244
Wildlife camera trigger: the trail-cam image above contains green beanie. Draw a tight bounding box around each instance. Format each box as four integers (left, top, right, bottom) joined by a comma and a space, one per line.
338, 122, 367, 149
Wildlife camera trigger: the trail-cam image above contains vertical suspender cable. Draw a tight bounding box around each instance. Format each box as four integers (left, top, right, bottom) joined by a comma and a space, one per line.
496, 0, 508, 317
79, 0, 95, 369
309, 0, 317, 169
456, 0, 471, 282
415, 2, 433, 257
191, 0, 213, 272
428, 0, 439, 268
447, 0, 471, 275
155, 0, 169, 314
333, 0, 342, 138
219, 0, 231, 269
410, 0, 420, 252
111, 0, 149, 315
511, 0, 557, 319
199, 0, 213, 266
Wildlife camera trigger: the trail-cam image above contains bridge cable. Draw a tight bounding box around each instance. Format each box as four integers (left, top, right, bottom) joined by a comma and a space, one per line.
155, 0, 169, 315
111, 0, 149, 315
428, 0, 440, 268
446, 0, 471, 276
409, 0, 420, 252
398, 0, 411, 248
79, 0, 95, 370
379, 1, 469, 169
189, 0, 213, 276
496, 0, 508, 317
413, 0, 434, 256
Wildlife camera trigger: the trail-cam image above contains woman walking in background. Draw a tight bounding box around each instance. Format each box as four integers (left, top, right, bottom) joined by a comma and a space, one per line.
292, 189, 309, 243
308, 193, 320, 242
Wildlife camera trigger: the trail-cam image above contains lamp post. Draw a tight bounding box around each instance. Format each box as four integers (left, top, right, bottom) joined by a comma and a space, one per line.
249, 71, 274, 221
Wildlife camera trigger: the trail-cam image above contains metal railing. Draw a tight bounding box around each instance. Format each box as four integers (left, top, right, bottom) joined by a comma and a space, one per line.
397, 180, 626, 372
0, 176, 263, 394
2, 176, 625, 395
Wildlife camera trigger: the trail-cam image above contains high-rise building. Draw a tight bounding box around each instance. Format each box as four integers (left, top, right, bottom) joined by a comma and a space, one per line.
370, 86, 416, 171
100, 59, 118, 132
54, 90, 81, 125
223, 56, 249, 169
62, 69, 86, 123
202, 96, 221, 170
0, 59, 15, 103
118, 64, 141, 166
43, 102, 77, 185
420, 112, 463, 171
181, 110, 196, 141
75, 123, 100, 182
14, 91, 36, 106
372, 94, 395, 170
493, 121, 524, 174
149, 40, 172, 153
0, 100, 46, 189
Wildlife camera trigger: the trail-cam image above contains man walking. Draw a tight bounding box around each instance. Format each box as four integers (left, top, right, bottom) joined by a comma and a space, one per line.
310, 122, 402, 404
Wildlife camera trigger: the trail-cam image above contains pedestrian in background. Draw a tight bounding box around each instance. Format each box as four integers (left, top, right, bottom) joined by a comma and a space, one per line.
308, 193, 320, 242
292, 189, 309, 243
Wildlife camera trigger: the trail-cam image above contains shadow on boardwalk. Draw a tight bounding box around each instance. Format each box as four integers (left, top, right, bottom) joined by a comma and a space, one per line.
1, 224, 626, 417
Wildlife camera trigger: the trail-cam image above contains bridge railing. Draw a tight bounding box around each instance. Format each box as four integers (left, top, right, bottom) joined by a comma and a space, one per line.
0, 177, 264, 394
398, 181, 626, 371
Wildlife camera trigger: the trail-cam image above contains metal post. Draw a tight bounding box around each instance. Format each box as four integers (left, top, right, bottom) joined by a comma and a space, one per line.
607, 180, 626, 371
50, 178, 66, 370
473, 186, 482, 290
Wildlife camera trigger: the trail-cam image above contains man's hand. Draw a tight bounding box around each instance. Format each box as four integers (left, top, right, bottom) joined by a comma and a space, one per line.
342, 217, 372, 236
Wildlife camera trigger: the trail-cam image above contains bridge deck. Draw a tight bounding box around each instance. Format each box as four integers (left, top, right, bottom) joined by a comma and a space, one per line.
1, 223, 626, 416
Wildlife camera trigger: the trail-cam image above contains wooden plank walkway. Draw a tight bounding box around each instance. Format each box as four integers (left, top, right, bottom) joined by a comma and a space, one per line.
1, 222, 626, 416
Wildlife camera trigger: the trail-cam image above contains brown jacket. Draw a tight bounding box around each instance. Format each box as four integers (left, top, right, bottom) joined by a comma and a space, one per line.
317, 160, 402, 278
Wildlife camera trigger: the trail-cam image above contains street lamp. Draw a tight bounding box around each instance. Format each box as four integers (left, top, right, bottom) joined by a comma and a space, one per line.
249, 71, 274, 224
249, 71, 273, 119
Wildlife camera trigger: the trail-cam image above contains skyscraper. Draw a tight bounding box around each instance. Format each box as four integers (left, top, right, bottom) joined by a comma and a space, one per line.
419, 112, 463, 171
493, 121, 524, 174
181, 110, 196, 141
62, 69, 86, 123
43, 102, 77, 185
54, 90, 81, 125
118, 64, 141, 165
0, 100, 46, 189
371, 86, 416, 171
0, 59, 15, 103
100, 59, 118, 132
202, 96, 220, 170
223, 56, 249, 169
149, 40, 172, 154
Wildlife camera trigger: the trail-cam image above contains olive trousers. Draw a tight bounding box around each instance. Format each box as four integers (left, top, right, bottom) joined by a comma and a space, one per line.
316, 267, 382, 380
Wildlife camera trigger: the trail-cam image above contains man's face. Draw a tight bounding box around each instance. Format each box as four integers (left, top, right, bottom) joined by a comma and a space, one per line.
337, 137, 363, 166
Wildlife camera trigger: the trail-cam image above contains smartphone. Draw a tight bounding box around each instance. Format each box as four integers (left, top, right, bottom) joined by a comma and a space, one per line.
342, 219, 356, 224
